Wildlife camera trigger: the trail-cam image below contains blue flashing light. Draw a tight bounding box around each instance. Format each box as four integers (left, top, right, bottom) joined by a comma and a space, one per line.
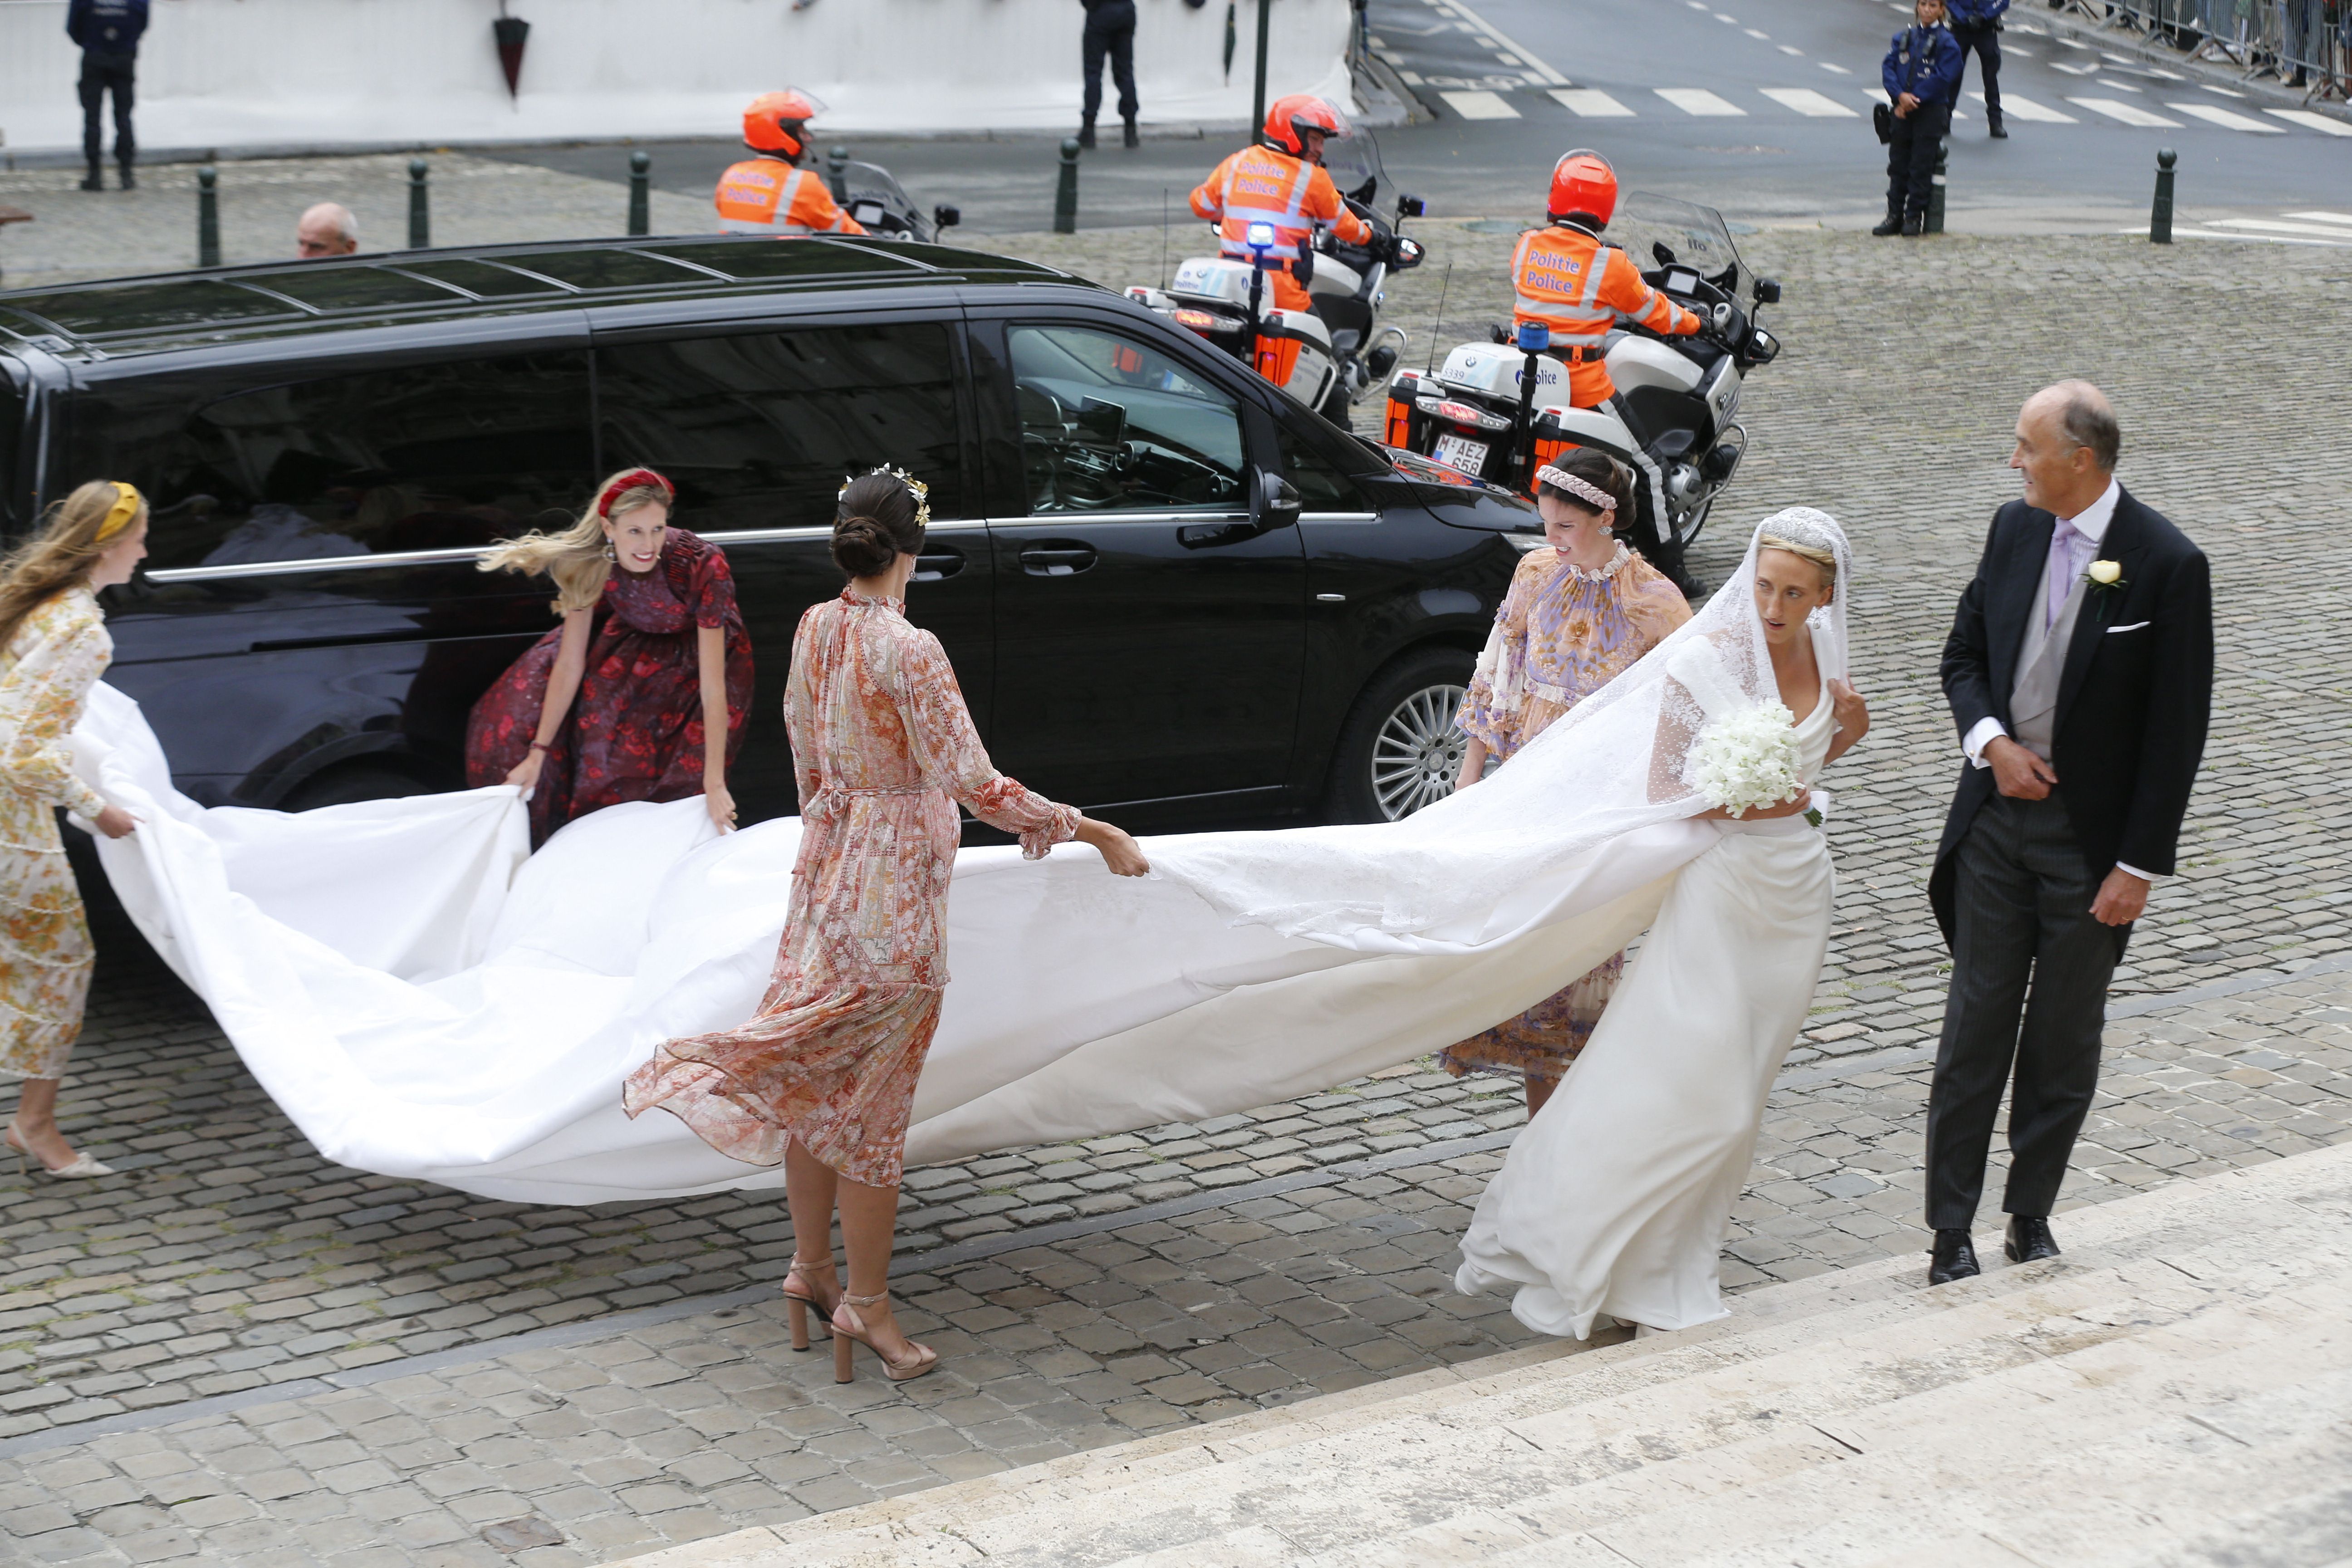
1245, 221, 1278, 249
1515, 321, 1551, 353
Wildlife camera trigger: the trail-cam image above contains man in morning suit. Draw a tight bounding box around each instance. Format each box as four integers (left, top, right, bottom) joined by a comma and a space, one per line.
1923, 380, 2213, 1285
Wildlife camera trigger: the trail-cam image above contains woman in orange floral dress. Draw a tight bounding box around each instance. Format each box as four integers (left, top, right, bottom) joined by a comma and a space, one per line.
1446, 450, 1690, 1116
627, 470, 1148, 1385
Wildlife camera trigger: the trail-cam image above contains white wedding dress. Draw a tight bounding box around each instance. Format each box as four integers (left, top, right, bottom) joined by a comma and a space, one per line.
1454, 637, 1839, 1339
67, 513, 1851, 1214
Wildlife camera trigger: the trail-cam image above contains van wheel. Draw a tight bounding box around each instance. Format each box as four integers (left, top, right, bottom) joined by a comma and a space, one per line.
1325, 647, 1475, 823
282, 765, 431, 812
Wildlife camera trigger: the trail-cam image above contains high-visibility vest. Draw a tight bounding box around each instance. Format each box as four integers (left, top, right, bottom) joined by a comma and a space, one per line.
1509, 223, 1697, 405
1188, 146, 1367, 266
714, 159, 867, 235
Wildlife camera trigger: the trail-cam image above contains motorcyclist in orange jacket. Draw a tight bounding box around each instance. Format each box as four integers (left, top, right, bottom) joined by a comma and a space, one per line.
714, 90, 866, 235
1188, 94, 1371, 315
1512, 149, 1706, 597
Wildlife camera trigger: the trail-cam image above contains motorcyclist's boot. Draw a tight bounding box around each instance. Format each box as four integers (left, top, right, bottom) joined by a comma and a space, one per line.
1870, 206, 1903, 238
1643, 525, 1704, 602
1079, 118, 1098, 150
1123, 116, 1139, 149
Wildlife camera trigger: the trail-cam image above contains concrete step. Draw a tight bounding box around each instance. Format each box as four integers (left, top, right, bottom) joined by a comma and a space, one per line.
627, 1142, 2352, 1568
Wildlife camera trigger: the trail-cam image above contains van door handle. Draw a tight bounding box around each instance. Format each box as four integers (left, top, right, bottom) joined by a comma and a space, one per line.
911, 548, 964, 583
1019, 544, 1097, 577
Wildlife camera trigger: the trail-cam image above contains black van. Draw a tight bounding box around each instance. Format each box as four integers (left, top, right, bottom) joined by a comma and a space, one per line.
0, 235, 1534, 830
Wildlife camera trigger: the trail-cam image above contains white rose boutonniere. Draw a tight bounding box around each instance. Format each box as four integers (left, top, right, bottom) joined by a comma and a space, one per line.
2084, 559, 2126, 592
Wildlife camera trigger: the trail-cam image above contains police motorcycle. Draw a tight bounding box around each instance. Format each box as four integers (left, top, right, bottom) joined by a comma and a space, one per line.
1125, 135, 1426, 425
831, 158, 961, 243
1384, 194, 1782, 556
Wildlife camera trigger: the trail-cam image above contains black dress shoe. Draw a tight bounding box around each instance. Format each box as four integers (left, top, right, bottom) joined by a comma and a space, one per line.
2005, 1214, 2060, 1263
1871, 212, 1903, 237
1989, 119, 2008, 139
1929, 1228, 1980, 1284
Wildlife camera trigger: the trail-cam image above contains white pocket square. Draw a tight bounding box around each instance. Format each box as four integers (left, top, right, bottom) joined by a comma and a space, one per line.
2107, 621, 2151, 634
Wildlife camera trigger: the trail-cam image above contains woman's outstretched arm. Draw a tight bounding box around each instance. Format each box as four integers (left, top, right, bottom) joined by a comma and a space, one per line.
696, 623, 734, 832
505, 607, 592, 790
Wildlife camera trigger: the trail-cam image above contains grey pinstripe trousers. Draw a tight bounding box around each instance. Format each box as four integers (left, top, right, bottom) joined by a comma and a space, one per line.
1924, 791, 2128, 1230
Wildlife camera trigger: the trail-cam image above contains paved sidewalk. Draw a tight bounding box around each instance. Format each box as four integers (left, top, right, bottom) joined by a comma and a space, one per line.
1, 225, 2348, 1563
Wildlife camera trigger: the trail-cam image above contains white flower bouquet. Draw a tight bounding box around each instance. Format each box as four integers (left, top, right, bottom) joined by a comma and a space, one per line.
1684, 701, 1803, 814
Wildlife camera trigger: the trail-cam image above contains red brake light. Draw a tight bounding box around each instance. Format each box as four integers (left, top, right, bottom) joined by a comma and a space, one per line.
1436, 401, 1485, 426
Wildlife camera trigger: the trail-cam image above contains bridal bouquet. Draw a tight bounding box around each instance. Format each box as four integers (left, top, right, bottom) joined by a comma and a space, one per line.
1685, 701, 1803, 814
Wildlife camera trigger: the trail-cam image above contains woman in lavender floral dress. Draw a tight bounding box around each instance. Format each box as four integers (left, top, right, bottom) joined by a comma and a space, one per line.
1445, 449, 1691, 1114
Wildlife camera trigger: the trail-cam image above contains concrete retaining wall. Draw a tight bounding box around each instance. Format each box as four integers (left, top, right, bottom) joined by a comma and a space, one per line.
0, 0, 1355, 157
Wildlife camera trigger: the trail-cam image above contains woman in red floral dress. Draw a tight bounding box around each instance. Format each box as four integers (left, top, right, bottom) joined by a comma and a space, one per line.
627, 470, 1149, 1386
466, 469, 754, 846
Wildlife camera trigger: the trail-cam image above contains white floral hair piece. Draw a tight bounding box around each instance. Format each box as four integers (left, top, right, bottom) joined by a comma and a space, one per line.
1533, 465, 1616, 514
839, 465, 931, 530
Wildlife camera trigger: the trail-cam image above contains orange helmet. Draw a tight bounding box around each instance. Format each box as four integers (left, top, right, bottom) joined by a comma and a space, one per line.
1261, 93, 1351, 158
743, 89, 826, 162
1547, 148, 1619, 228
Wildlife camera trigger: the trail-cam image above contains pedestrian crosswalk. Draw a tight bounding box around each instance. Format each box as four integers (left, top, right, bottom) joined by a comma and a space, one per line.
1417, 76, 2352, 139
2153, 208, 2352, 246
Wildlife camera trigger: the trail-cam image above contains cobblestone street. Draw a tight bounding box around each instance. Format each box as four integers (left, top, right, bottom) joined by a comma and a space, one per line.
1, 221, 2348, 1565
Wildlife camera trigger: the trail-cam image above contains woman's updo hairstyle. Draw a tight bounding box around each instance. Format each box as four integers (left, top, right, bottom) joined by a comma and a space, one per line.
832, 470, 926, 579
1534, 446, 1636, 523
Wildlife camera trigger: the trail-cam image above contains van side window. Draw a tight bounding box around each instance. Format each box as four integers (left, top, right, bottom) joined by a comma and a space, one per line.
1275, 421, 1368, 512
1008, 325, 1246, 514
597, 323, 965, 531
74, 352, 594, 571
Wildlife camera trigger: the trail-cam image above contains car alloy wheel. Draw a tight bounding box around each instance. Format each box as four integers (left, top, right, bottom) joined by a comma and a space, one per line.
1369, 679, 1467, 821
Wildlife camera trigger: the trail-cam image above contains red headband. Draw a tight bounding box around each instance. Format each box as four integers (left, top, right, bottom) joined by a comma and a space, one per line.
596, 468, 674, 517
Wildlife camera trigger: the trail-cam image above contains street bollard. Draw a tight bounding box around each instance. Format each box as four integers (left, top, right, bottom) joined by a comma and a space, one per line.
196, 166, 220, 268
2150, 147, 2176, 245
826, 146, 850, 205
1054, 138, 1080, 234
627, 150, 650, 237
1926, 137, 1947, 235
408, 159, 431, 250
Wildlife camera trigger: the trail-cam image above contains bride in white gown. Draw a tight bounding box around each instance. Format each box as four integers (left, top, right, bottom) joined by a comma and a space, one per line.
1455, 510, 1867, 1338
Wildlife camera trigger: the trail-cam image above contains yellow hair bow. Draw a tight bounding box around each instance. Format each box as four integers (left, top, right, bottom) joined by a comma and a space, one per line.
95, 481, 145, 543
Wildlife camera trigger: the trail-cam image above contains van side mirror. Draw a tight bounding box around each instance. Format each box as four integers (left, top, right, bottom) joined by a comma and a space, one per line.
1256, 468, 1302, 527
933, 204, 962, 231
1753, 276, 1782, 305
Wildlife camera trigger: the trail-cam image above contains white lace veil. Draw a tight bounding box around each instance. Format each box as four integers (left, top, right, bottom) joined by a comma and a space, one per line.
1150, 508, 1852, 949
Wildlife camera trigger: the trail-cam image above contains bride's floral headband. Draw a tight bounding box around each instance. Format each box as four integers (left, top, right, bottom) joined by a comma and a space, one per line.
839, 465, 931, 530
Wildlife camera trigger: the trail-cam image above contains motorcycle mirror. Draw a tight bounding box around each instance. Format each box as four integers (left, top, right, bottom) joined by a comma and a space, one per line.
1487, 322, 1512, 345
1651, 240, 1677, 266
933, 203, 962, 230
1348, 177, 1378, 206
1753, 276, 1782, 305
1397, 194, 1427, 220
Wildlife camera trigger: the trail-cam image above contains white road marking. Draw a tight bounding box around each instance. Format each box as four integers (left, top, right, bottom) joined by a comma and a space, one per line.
2052, 60, 2097, 74
1975, 91, 2078, 123
2197, 83, 2245, 98
1424, 0, 1569, 85
2209, 217, 2352, 239
1549, 88, 1636, 117
2095, 79, 2144, 93
2267, 109, 2352, 136
1777, 43, 1803, 55
1760, 88, 1857, 117
2283, 211, 2352, 225
2167, 102, 2285, 132
1439, 89, 1522, 119
1656, 88, 1748, 116
2068, 98, 2182, 127
1818, 60, 1851, 74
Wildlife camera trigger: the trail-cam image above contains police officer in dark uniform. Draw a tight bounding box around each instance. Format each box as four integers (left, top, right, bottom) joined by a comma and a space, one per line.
1947, 0, 2009, 138
1079, 0, 1140, 150
1876, 0, 1963, 238
66, 0, 148, 191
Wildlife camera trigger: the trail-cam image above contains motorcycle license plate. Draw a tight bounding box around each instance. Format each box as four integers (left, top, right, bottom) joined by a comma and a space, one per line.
1432, 434, 1489, 475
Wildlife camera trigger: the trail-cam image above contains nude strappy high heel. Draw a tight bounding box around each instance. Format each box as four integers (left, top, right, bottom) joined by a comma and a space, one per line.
779, 1256, 839, 1351
830, 1289, 937, 1385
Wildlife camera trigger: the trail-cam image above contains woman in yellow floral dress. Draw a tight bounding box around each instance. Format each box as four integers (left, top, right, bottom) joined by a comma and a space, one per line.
3, 480, 150, 1177
628, 470, 1150, 1385
1447, 450, 1691, 1116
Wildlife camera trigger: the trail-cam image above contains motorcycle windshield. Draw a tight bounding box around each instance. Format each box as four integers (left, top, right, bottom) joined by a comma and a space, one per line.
838, 161, 926, 235
1611, 193, 1751, 300
1320, 132, 1386, 209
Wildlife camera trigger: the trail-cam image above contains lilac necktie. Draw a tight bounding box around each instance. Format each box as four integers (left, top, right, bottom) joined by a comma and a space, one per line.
2045, 517, 2086, 635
